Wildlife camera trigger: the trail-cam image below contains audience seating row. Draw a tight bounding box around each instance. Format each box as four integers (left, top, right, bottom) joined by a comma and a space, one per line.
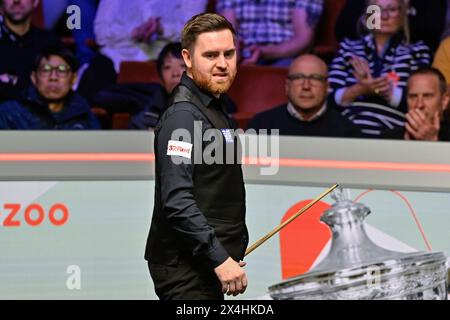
110, 61, 288, 129
25, 0, 348, 129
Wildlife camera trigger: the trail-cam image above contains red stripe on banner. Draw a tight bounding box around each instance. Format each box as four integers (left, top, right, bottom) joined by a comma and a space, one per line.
355, 189, 433, 252
0, 153, 155, 162
244, 157, 450, 173
0, 154, 449, 173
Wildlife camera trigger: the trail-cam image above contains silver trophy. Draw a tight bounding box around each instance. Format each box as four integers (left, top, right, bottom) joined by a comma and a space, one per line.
268, 187, 448, 300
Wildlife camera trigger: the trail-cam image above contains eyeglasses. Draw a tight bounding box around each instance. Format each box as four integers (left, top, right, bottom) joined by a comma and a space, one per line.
378, 5, 402, 17
287, 73, 327, 86
37, 64, 72, 78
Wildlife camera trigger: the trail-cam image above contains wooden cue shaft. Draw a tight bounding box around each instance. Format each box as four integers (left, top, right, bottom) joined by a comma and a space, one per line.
244, 184, 339, 257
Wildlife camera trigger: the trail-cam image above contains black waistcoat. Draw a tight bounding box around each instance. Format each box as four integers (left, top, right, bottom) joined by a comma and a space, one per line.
146, 82, 248, 267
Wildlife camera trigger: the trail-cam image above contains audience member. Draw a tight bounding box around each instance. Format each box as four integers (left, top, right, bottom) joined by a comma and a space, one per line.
248, 54, 361, 137
94, 0, 207, 72
217, 0, 324, 66
0, 46, 100, 129
128, 42, 186, 129
91, 42, 185, 130
329, 0, 431, 137
0, 0, 61, 103
335, 0, 448, 53
381, 68, 450, 141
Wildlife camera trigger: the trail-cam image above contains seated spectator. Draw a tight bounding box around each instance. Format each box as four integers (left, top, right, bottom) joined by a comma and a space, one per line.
0, 0, 61, 103
381, 68, 450, 141
0, 46, 100, 129
335, 0, 448, 53
248, 54, 362, 137
92, 42, 185, 129
217, 0, 324, 67
94, 0, 207, 73
329, 0, 431, 137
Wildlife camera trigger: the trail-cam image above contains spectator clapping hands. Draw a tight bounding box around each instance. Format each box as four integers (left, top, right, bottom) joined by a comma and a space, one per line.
350, 55, 393, 101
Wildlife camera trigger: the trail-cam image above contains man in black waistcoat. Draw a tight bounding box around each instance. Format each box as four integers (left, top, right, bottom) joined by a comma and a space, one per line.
145, 13, 249, 300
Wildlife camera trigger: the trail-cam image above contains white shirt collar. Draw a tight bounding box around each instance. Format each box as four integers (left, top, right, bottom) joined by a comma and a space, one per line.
287, 102, 327, 122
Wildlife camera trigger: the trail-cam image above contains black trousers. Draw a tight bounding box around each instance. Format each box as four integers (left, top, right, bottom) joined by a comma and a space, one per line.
148, 260, 224, 300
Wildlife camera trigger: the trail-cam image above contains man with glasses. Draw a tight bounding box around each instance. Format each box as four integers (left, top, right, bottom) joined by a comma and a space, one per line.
0, 46, 100, 129
248, 54, 361, 137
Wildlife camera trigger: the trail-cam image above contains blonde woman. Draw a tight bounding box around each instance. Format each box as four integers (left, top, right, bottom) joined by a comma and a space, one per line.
329, 0, 431, 137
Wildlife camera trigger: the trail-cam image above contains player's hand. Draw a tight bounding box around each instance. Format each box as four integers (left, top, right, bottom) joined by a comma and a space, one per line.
214, 257, 248, 296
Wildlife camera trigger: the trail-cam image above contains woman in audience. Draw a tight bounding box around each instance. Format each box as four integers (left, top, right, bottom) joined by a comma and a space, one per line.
328, 0, 431, 137
335, 0, 448, 53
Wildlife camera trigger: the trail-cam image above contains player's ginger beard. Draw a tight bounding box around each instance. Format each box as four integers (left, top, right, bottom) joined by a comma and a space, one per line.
190, 66, 236, 96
